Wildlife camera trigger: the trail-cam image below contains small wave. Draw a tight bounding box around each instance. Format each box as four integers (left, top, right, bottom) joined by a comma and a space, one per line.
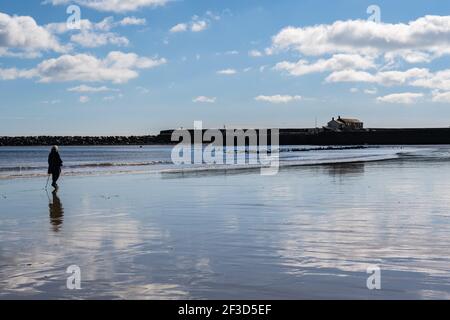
0, 165, 47, 172
0, 160, 172, 172
161, 153, 400, 175
65, 161, 172, 169
224, 145, 368, 154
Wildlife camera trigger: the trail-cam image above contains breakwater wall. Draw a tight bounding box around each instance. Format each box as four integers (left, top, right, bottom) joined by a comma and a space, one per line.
2, 128, 450, 146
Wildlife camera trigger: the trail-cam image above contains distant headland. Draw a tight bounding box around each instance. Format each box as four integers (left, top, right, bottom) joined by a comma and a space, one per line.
2, 117, 450, 146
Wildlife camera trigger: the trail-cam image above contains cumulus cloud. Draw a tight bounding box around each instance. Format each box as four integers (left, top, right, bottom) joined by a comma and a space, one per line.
217, 69, 237, 75
270, 16, 450, 59
324, 66, 450, 96
191, 20, 208, 32
269, 15, 450, 99
170, 20, 208, 33
255, 95, 302, 104
118, 17, 147, 26
0, 12, 66, 57
170, 23, 188, 33
325, 68, 431, 86
432, 91, 450, 103
70, 31, 129, 48
46, 16, 145, 35
0, 51, 166, 83
169, 12, 220, 33
410, 69, 450, 91
275, 54, 376, 76
0, 68, 35, 80
43, 0, 168, 13
376, 93, 424, 104
193, 96, 217, 103
45, 16, 146, 49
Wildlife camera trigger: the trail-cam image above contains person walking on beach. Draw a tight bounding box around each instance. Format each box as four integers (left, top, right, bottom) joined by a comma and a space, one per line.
48, 146, 63, 189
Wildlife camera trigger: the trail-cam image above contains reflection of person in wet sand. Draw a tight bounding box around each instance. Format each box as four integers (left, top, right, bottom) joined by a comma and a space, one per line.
49, 191, 64, 232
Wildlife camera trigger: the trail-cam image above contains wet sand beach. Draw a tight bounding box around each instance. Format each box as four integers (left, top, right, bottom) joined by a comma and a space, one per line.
1, 150, 450, 299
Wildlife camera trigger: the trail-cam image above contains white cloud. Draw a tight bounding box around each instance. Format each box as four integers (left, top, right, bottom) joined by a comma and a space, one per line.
0, 48, 42, 59
46, 16, 145, 35
0, 68, 35, 80
43, 0, 168, 13
326, 70, 376, 83
170, 21, 208, 33
364, 88, 378, 95
118, 17, 147, 26
376, 93, 424, 104
432, 91, 450, 103
191, 20, 208, 32
170, 23, 188, 33
46, 19, 97, 34
275, 54, 376, 76
270, 15, 450, 98
410, 69, 450, 91
70, 31, 129, 48
326, 68, 430, 86
0, 51, 166, 83
350, 88, 359, 93
255, 95, 302, 104
270, 16, 450, 60
94, 16, 115, 31
68, 85, 119, 93
217, 69, 237, 75
249, 50, 263, 57
45, 16, 146, 48
170, 12, 220, 33
0, 12, 66, 57
193, 96, 216, 103
384, 51, 432, 64
79, 96, 90, 103
324, 67, 450, 93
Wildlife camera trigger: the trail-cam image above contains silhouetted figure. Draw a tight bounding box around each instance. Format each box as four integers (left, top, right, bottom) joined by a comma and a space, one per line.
48, 146, 63, 189
49, 190, 64, 232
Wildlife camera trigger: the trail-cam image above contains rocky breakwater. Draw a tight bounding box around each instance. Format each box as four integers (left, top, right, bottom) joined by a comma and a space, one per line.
0, 135, 165, 146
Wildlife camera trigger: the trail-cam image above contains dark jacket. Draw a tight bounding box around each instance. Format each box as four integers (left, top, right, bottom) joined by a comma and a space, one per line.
48, 151, 63, 174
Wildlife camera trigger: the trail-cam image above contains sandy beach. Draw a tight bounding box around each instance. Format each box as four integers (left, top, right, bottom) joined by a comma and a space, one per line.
1, 149, 450, 299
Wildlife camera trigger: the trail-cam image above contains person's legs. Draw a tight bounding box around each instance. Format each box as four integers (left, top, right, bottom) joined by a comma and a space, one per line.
52, 170, 60, 187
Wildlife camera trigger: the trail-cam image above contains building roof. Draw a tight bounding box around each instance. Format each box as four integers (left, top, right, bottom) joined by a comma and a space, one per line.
337, 118, 362, 124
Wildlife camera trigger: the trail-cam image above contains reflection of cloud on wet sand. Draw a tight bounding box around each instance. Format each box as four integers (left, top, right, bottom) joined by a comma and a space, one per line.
107, 283, 188, 300
0, 189, 180, 299
271, 166, 450, 297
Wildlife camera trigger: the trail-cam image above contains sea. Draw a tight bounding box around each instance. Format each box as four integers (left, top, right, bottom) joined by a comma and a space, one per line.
0, 145, 432, 179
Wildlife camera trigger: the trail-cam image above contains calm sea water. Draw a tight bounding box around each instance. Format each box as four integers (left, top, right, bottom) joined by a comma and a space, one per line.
0, 145, 450, 299
0, 145, 422, 178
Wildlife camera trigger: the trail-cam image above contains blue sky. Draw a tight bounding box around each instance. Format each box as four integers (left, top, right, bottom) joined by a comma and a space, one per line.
1, 0, 450, 135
